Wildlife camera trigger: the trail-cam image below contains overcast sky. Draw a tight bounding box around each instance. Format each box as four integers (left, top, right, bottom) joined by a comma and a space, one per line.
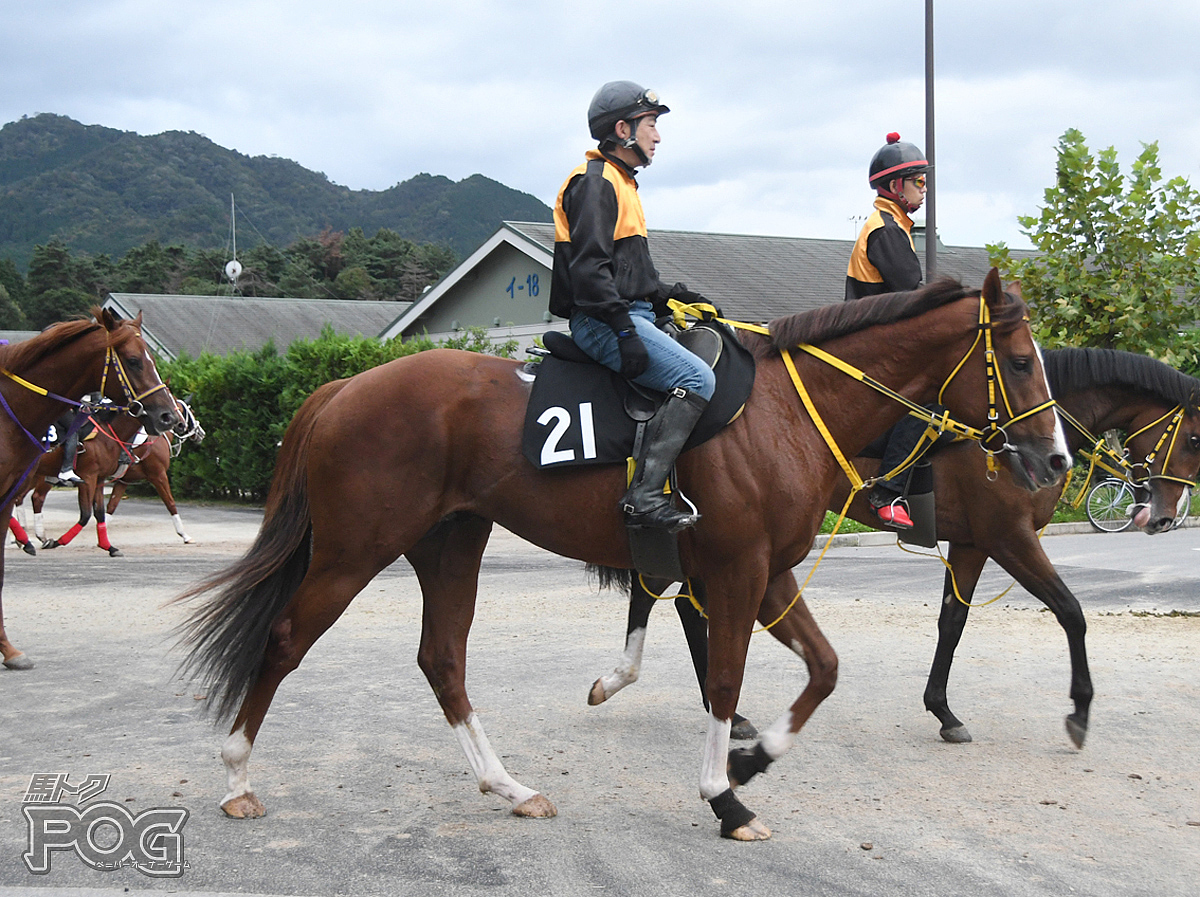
5, 1, 1199, 252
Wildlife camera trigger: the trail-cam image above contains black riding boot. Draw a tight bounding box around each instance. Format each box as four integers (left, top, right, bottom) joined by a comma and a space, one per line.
620, 389, 708, 532
56, 430, 82, 485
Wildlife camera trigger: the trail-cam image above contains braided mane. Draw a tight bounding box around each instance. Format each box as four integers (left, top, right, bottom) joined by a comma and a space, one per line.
1043, 347, 1200, 411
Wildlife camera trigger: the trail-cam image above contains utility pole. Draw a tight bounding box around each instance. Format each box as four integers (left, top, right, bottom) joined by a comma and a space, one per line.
925, 0, 937, 280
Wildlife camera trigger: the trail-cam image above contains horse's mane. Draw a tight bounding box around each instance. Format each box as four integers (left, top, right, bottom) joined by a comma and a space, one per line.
766, 278, 1024, 354
0, 307, 138, 373
1043, 347, 1200, 412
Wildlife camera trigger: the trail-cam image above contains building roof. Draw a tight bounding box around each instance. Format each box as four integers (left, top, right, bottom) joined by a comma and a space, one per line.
103, 293, 411, 361
506, 221, 1031, 322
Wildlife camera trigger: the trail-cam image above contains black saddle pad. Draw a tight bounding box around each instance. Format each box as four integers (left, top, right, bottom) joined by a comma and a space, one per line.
522, 322, 756, 470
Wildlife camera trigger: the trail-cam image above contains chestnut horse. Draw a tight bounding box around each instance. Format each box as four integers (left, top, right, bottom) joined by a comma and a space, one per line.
104, 398, 205, 541
0, 308, 180, 670
175, 272, 1068, 840
592, 346, 1200, 750
12, 398, 205, 555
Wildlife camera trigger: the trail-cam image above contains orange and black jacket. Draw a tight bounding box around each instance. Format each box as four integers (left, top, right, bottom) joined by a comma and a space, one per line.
550, 149, 670, 334
845, 196, 923, 301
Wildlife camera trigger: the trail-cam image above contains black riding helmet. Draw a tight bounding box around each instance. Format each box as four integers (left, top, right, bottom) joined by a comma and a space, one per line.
868, 132, 931, 190
587, 81, 669, 164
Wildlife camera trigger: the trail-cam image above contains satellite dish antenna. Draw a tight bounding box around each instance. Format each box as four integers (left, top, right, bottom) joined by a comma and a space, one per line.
225, 193, 241, 288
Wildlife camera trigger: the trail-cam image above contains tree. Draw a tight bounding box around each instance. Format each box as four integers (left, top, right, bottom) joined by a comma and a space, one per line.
989, 129, 1200, 370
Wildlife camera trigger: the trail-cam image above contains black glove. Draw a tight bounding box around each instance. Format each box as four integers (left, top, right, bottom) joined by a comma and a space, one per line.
669, 282, 705, 305
616, 329, 650, 379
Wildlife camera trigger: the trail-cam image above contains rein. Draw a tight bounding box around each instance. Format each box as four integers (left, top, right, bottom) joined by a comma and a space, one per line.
660, 296, 1057, 629
1060, 404, 1194, 509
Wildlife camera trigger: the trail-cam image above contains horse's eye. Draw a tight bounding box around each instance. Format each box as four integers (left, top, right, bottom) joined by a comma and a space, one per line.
1009, 356, 1031, 373
1190, 434, 1200, 451
125, 355, 143, 371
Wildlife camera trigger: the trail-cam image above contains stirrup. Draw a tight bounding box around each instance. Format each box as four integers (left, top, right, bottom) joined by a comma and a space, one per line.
873, 496, 914, 529
622, 501, 701, 533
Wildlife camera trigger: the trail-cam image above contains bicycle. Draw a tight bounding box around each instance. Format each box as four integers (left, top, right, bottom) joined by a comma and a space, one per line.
1085, 477, 1137, 532
1085, 478, 1192, 532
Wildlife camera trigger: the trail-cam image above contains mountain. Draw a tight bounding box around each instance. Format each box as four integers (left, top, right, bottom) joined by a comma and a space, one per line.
0, 114, 552, 268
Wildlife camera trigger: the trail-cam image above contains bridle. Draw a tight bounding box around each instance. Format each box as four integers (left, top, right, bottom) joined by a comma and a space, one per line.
0, 333, 171, 508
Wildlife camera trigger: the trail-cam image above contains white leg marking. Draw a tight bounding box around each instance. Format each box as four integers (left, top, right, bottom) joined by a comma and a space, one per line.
220, 724, 253, 806
786, 637, 808, 662
172, 513, 192, 542
759, 710, 798, 761
699, 712, 733, 800
452, 713, 539, 809
598, 627, 646, 699
34, 511, 44, 541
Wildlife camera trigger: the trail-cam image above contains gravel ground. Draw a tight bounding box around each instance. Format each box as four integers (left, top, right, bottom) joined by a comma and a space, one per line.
0, 493, 1197, 897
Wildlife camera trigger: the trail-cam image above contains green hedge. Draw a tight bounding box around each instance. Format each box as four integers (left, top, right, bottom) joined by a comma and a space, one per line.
159, 327, 517, 502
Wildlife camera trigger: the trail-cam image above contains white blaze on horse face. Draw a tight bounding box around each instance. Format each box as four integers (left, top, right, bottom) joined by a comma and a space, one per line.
1036, 342, 1072, 464
452, 713, 540, 809
220, 724, 253, 805
699, 712, 732, 800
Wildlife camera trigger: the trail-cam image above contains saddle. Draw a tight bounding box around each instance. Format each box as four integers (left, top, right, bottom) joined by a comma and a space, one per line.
520, 321, 756, 581
520, 321, 756, 470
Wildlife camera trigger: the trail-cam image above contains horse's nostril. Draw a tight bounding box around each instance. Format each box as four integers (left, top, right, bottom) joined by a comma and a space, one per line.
1051, 455, 1068, 474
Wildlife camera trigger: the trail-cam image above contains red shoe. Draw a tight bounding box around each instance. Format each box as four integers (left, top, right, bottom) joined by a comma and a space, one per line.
874, 499, 914, 529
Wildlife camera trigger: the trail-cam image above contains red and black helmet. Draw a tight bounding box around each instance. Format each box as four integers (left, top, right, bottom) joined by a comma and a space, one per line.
868, 132, 931, 190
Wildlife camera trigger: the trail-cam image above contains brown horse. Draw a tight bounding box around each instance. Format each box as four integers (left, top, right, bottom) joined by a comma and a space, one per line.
104, 398, 205, 542
11, 398, 205, 555
174, 272, 1068, 840
592, 346, 1200, 751
0, 308, 180, 670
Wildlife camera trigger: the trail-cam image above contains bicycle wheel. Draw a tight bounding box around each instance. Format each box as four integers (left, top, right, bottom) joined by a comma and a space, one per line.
1086, 479, 1135, 533
1173, 486, 1192, 530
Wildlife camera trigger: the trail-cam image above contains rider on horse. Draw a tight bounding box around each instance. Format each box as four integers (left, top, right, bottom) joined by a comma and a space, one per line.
549, 80, 715, 533
846, 132, 934, 529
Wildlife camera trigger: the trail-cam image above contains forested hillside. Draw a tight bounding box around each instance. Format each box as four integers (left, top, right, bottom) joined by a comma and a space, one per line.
0, 113, 551, 267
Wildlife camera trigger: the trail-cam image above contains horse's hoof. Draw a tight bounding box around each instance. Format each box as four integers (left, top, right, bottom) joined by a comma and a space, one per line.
512, 793, 557, 818
20, 542, 36, 556
3, 652, 35, 670
107, 547, 123, 557
40, 539, 60, 550
1065, 715, 1088, 749
730, 714, 759, 741
587, 679, 608, 706
722, 818, 772, 841
221, 792, 266, 818
940, 725, 972, 744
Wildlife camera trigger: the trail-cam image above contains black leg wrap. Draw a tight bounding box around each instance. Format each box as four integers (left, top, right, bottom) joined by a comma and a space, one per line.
709, 788, 756, 836
727, 743, 773, 787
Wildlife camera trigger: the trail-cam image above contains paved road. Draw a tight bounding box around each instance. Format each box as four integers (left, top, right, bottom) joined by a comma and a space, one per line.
1, 495, 1197, 897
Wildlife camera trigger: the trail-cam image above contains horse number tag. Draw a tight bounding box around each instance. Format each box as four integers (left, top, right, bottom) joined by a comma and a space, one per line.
538, 403, 598, 466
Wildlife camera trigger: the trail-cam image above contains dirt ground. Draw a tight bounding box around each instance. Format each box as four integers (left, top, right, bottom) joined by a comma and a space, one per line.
0, 494, 1198, 897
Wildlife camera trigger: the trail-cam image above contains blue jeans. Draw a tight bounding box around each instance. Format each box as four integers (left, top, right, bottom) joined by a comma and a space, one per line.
569, 302, 716, 400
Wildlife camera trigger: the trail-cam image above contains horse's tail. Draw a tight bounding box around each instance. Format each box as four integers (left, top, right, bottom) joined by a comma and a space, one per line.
172, 378, 351, 722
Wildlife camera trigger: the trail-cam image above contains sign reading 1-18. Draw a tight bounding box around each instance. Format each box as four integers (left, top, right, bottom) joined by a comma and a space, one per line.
506, 274, 539, 299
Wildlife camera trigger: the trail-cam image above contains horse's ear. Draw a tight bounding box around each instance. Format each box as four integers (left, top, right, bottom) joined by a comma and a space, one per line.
982, 267, 1002, 310
101, 307, 119, 331
1005, 279, 1023, 300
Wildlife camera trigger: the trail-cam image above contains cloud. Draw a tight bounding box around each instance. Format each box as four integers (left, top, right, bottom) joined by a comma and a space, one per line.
4, 0, 1199, 255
